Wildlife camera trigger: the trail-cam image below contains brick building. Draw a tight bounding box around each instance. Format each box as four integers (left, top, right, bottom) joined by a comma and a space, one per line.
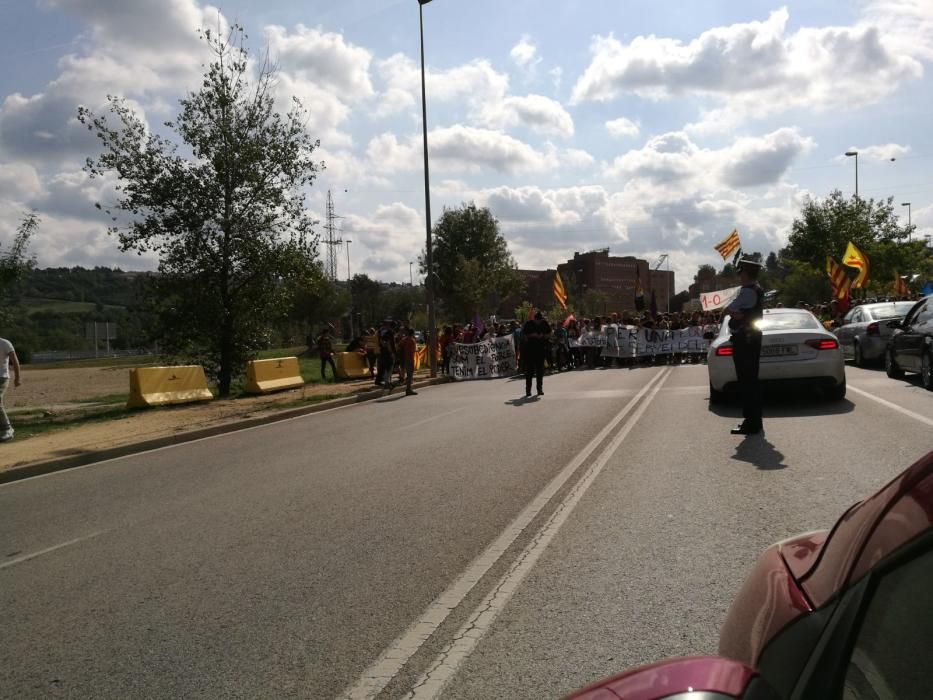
502, 250, 675, 316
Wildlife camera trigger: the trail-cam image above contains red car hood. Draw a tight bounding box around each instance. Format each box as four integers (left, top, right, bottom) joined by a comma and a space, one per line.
563, 656, 757, 700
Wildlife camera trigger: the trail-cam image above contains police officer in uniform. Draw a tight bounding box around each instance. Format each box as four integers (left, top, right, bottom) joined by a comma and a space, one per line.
726, 258, 765, 435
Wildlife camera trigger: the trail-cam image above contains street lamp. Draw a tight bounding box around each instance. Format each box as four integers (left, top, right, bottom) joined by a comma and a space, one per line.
846, 151, 858, 199
902, 202, 912, 243
345, 240, 352, 281
844, 150, 859, 198
418, 0, 437, 377
410, 261, 414, 286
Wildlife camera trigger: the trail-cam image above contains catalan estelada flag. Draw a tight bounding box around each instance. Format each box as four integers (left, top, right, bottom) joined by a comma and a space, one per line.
553, 271, 568, 309
714, 229, 742, 260
826, 257, 853, 300
894, 272, 910, 297
842, 241, 870, 288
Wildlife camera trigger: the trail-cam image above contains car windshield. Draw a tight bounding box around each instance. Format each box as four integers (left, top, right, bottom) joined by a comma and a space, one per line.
756, 312, 821, 331
866, 302, 916, 320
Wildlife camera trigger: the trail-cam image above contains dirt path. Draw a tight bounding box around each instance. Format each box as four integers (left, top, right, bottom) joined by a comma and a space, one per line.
8, 365, 132, 408
1, 374, 422, 472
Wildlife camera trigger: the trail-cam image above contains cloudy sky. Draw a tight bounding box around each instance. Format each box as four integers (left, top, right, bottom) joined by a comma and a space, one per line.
1, 0, 932, 292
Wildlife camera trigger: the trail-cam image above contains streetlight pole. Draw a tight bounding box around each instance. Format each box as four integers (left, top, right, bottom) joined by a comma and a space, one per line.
345, 240, 352, 281
418, 0, 437, 377
902, 202, 912, 243
845, 150, 859, 198
410, 261, 414, 286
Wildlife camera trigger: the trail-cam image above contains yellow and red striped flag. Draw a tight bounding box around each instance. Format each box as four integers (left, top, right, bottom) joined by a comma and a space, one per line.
826, 257, 853, 300
714, 229, 741, 260
553, 271, 568, 309
842, 241, 870, 288
894, 272, 910, 297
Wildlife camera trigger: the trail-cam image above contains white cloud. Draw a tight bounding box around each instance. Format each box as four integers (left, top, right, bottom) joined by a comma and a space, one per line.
510, 36, 540, 71
838, 143, 910, 162
605, 127, 813, 189
264, 24, 374, 100
560, 148, 596, 169
571, 8, 923, 132
549, 67, 563, 92
605, 117, 640, 138
863, 0, 933, 62
368, 126, 552, 175
482, 94, 574, 137
341, 202, 423, 280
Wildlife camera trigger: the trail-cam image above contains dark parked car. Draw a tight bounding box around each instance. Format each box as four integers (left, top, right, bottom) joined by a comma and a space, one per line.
834, 301, 916, 367
885, 295, 933, 390
566, 449, 933, 700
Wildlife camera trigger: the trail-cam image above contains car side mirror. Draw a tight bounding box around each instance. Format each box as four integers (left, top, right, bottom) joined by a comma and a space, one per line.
886, 319, 902, 330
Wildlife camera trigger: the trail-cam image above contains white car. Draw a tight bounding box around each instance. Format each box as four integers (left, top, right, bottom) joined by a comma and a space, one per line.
708, 308, 846, 402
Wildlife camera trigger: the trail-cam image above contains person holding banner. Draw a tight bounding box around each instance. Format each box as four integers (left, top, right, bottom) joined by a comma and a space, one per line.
522, 311, 551, 397
725, 258, 765, 436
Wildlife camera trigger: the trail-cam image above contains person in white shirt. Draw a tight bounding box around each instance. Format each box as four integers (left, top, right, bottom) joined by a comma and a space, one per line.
0, 336, 22, 442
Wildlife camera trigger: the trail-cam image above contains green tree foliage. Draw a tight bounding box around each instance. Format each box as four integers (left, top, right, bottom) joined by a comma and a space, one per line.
78, 27, 321, 395
781, 189, 927, 302
0, 212, 38, 319
425, 203, 523, 321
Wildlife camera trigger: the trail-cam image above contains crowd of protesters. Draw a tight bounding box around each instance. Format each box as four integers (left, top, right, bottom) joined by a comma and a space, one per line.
309, 290, 924, 388
436, 309, 727, 376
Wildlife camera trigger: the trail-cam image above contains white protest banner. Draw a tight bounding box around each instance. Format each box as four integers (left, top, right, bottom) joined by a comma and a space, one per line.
451, 336, 517, 380
570, 331, 607, 348
699, 286, 740, 311
601, 325, 716, 357
632, 326, 711, 356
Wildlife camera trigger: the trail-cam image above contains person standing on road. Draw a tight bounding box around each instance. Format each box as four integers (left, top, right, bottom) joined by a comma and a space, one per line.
399, 327, 418, 396
726, 258, 765, 436
317, 327, 338, 382
378, 319, 397, 393
0, 336, 22, 442
522, 311, 551, 397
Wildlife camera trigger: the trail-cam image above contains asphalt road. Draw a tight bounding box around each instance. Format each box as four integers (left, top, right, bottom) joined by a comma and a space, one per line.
2, 362, 931, 699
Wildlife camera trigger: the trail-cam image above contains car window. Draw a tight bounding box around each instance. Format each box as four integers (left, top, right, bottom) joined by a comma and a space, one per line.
845, 309, 859, 324
843, 547, 933, 700
902, 301, 925, 327
915, 302, 933, 326
756, 312, 821, 331
869, 302, 918, 320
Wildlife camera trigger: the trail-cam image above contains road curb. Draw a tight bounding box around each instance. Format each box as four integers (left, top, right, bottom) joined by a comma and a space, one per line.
0, 376, 452, 485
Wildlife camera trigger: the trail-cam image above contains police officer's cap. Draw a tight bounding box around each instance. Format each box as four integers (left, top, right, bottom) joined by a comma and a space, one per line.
736, 257, 764, 270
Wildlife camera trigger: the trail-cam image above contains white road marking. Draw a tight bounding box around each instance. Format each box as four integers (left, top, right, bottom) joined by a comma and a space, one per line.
407, 368, 672, 698
399, 407, 467, 431
0, 530, 106, 570
848, 384, 933, 427
337, 368, 672, 700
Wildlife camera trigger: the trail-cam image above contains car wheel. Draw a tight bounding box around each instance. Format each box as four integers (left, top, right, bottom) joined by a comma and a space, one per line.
885, 349, 904, 379
827, 379, 846, 401
709, 382, 726, 404
922, 351, 933, 391
853, 341, 863, 368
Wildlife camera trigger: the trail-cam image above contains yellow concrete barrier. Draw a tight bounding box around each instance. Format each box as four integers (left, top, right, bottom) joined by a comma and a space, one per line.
127, 366, 213, 408
244, 357, 305, 394
335, 351, 371, 379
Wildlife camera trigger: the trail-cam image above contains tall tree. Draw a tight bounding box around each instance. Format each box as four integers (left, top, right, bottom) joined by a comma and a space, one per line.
784, 190, 908, 267
79, 26, 321, 395
781, 189, 923, 300
0, 212, 38, 321
424, 203, 523, 321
